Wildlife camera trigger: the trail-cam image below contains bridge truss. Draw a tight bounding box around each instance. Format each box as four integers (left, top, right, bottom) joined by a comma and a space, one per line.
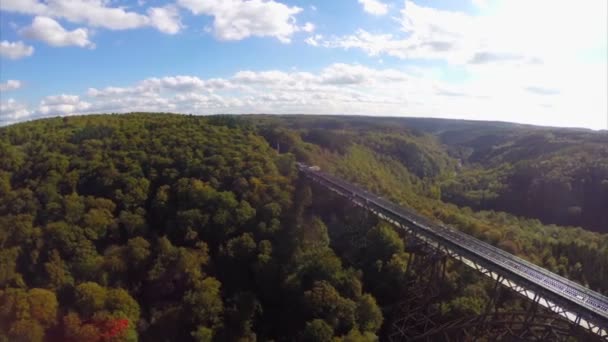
297, 163, 608, 339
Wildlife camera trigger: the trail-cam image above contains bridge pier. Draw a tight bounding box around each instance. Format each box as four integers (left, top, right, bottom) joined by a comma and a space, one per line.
387, 229, 601, 342
299, 169, 608, 340
388, 244, 447, 342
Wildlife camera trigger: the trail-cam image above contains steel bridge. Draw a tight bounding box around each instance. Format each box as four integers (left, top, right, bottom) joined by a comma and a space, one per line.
296, 163, 608, 339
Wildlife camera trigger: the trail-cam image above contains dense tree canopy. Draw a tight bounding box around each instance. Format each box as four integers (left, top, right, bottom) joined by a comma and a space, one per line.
1, 113, 606, 341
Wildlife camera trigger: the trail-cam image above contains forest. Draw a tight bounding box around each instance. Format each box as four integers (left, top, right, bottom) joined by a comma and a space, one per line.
0, 113, 607, 341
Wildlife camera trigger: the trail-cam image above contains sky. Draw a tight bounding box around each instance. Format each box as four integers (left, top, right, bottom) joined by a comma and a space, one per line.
0, 0, 607, 129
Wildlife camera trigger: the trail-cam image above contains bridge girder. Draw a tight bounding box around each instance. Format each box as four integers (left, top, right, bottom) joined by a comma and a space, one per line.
300, 168, 608, 339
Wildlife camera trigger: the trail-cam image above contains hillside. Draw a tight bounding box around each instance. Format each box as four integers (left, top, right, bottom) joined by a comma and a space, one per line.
403, 118, 608, 233
252, 115, 608, 233
245, 114, 608, 291
0, 113, 606, 341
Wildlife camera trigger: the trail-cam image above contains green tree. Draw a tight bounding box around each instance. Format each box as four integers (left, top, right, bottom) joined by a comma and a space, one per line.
0, 288, 58, 341
184, 277, 224, 330
44, 250, 74, 289
75, 282, 107, 317
365, 223, 404, 263
300, 319, 334, 342
355, 294, 383, 333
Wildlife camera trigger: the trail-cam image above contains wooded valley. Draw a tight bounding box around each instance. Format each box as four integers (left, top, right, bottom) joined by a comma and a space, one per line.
0, 113, 606, 341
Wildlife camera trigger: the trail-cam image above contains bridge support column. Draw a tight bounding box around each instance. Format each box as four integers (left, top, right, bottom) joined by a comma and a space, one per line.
300, 174, 608, 341
484, 275, 503, 316
388, 243, 449, 342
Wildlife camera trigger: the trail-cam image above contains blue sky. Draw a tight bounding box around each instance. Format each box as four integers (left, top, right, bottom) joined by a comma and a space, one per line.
1, 0, 606, 128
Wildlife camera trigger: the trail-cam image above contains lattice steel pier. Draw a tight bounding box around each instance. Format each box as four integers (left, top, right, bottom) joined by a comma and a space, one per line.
297, 163, 608, 339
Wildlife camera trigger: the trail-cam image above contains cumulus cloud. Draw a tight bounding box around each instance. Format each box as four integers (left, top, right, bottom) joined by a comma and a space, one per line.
320, 63, 409, 84
309, 30, 400, 56
307, 28, 477, 63
1, 99, 32, 125
177, 0, 304, 43
358, 0, 388, 16
147, 6, 183, 34
0, 0, 183, 34
21, 16, 94, 48
311, 2, 484, 63
2, 62, 606, 129
233, 70, 294, 84
312, 0, 607, 67
1, 94, 92, 125
38, 94, 91, 115
143, 75, 206, 91
0, 41, 34, 59
304, 35, 321, 47
48, 64, 420, 118
0, 80, 22, 91
0, 0, 46, 15
88, 75, 210, 98
302, 22, 315, 33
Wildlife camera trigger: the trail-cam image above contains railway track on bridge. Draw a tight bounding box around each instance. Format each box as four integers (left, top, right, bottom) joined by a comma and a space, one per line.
297, 163, 608, 339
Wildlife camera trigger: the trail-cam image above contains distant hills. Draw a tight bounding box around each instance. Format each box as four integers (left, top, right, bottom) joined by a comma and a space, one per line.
248, 114, 608, 233
1, 113, 606, 341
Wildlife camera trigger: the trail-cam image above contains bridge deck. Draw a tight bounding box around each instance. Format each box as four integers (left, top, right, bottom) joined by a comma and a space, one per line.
297, 163, 608, 338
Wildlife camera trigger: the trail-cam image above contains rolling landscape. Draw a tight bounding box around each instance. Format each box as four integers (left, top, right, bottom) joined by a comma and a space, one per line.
1, 0, 606, 340
1, 113, 607, 340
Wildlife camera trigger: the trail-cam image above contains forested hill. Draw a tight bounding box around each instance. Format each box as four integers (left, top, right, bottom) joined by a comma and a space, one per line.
400, 118, 608, 233
248, 115, 608, 233
0, 113, 607, 341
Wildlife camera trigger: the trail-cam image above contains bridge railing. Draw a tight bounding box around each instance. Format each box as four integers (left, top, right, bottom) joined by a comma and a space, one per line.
297, 163, 608, 337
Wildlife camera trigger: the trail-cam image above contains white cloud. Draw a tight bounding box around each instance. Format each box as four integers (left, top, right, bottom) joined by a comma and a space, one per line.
0, 0, 46, 15
302, 22, 315, 33
314, 0, 607, 66
305, 34, 323, 47
38, 94, 91, 115
233, 70, 293, 84
303, 0, 606, 130
320, 63, 409, 84
358, 0, 388, 16
88, 75, 209, 98
471, 0, 488, 9
1, 99, 32, 125
0, 0, 183, 34
1, 94, 94, 125
147, 6, 183, 34
43, 64, 420, 118
0, 80, 23, 91
315, 2, 483, 63
313, 30, 405, 57
2, 62, 606, 129
177, 0, 303, 43
0, 41, 34, 59
21, 16, 94, 48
